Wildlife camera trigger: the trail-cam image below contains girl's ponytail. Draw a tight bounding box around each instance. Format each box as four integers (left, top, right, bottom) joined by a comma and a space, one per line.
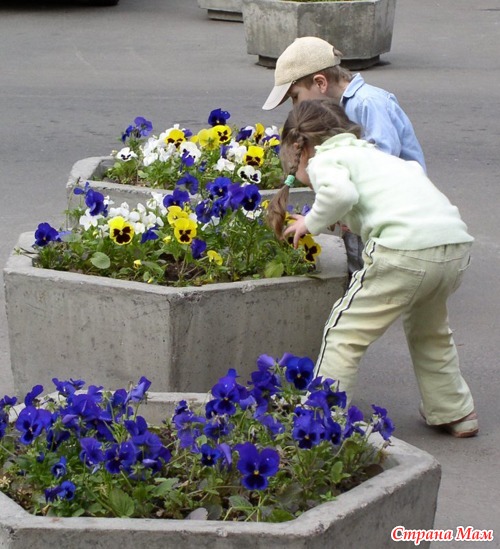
266, 176, 294, 238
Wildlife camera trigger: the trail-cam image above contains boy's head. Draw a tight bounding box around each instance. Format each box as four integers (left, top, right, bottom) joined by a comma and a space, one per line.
262, 37, 349, 111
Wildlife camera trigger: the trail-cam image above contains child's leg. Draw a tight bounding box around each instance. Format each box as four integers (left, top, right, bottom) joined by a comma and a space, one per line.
315, 241, 425, 402
402, 244, 474, 425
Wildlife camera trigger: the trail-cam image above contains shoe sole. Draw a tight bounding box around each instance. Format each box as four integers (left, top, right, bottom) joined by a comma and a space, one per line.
419, 403, 479, 438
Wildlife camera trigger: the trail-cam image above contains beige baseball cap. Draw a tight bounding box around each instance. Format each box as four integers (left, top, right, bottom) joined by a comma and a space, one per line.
262, 37, 342, 111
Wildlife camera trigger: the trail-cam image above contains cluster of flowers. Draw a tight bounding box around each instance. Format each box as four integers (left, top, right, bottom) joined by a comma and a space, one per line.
30, 108, 320, 286
0, 354, 394, 521
107, 109, 284, 191
33, 171, 318, 285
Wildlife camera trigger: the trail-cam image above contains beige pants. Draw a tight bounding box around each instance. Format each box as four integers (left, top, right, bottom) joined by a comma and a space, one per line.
316, 240, 474, 425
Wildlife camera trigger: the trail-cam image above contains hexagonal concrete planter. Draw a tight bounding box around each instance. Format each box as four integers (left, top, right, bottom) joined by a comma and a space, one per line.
0, 389, 441, 549
242, 0, 397, 69
66, 156, 315, 212
197, 0, 243, 21
4, 232, 346, 397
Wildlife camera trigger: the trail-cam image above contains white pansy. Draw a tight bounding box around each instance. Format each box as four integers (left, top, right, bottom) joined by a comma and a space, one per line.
79, 212, 101, 230
143, 151, 159, 167
108, 204, 130, 219
158, 143, 177, 162
216, 157, 235, 173
265, 125, 280, 137
237, 165, 261, 185
115, 147, 138, 161
179, 141, 202, 163
226, 141, 247, 164
142, 136, 161, 156
133, 222, 146, 234
146, 192, 167, 213
128, 211, 141, 223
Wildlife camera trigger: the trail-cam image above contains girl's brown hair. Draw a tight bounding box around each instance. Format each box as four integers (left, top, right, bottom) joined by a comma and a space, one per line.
266, 99, 362, 238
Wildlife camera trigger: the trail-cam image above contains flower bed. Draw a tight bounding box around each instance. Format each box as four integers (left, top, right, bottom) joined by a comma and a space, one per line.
0, 356, 441, 548
65, 109, 315, 212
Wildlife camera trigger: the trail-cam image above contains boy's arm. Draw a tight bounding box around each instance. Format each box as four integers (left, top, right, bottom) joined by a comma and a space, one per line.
358, 96, 403, 157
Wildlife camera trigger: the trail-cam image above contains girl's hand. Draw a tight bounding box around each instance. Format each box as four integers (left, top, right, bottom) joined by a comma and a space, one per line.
283, 215, 308, 248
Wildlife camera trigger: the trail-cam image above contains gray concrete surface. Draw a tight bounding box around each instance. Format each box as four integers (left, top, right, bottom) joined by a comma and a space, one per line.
0, 0, 499, 546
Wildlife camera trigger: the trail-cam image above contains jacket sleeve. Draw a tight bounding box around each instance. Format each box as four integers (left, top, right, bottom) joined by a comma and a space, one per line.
304, 155, 359, 235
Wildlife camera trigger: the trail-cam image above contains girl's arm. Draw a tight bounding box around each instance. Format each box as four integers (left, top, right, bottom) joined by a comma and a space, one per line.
304, 157, 359, 235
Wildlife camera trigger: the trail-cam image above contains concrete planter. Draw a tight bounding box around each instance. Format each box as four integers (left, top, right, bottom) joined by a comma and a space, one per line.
67, 156, 316, 212
197, 0, 243, 21
4, 232, 346, 397
242, 0, 397, 69
0, 390, 441, 549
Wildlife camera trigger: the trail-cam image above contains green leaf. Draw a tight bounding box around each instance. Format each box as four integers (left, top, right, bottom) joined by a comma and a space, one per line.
228, 494, 252, 510
59, 232, 81, 243
264, 260, 285, 278
107, 488, 135, 517
153, 477, 179, 497
90, 251, 111, 269
267, 508, 296, 523
328, 460, 345, 484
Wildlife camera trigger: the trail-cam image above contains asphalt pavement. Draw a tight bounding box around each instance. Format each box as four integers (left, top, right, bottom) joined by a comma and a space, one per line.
0, 0, 499, 546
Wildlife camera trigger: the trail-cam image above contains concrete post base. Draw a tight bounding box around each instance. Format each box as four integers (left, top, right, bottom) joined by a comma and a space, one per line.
242, 0, 397, 69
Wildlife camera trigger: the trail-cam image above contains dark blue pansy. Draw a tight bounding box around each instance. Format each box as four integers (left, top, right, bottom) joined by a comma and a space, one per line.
282, 355, 315, 391
163, 188, 190, 208
34, 222, 59, 247
371, 404, 395, 440
236, 127, 253, 141
104, 441, 137, 474
343, 406, 366, 438
208, 108, 230, 127
200, 443, 222, 467
141, 226, 159, 244
292, 409, 325, 449
191, 238, 207, 259
241, 184, 261, 212
235, 442, 279, 491
15, 406, 52, 445
177, 173, 199, 195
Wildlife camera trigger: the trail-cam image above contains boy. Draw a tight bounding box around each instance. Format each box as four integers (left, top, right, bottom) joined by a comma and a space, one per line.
262, 37, 427, 275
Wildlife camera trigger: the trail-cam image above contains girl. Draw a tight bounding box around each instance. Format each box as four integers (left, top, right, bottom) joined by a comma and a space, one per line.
267, 99, 478, 438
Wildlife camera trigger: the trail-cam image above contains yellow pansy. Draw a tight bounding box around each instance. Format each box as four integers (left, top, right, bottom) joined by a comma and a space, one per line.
173, 218, 197, 244
108, 216, 134, 245
197, 127, 219, 150
212, 124, 232, 144
133, 259, 142, 269
207, 250, 223, 265
164, 128, 185, 148
244, 145, 265, 167
167, 206, 189, 225
267, 136, 280, 148
254, 123, 265, 143
300, 235, 322, 263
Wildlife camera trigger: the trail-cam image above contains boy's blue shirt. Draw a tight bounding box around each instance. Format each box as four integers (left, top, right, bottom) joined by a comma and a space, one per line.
341, 74, 427, 172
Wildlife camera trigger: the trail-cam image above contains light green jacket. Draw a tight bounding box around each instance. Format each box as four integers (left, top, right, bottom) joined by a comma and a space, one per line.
305, 134, 473, 250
